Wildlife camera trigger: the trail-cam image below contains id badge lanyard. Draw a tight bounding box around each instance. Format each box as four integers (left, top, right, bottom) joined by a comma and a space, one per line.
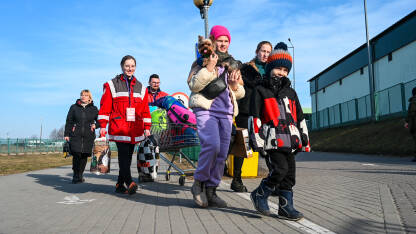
125, 76, 135, 122
125, 77, 131, 106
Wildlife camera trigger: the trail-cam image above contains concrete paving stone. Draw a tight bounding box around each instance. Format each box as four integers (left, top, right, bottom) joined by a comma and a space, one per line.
177, 189, 208, 234
182, 189, 226, 234
219, 186, 303, 234
379, 184, 405, 234
2, 151, 416, 233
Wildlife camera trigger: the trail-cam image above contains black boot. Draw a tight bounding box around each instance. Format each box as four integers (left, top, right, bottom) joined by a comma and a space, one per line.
206, 187, 227, 208
278, 190, 304, 221
191, 180, 208, 207
231, 177, 248, 192
78, 157, 87, 183
72, 155, 80, 184
250, 179, 273, 216
231, 157, 247, 192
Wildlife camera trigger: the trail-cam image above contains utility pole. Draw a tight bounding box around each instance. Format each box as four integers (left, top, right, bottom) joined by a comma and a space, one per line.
40, 119, 43, 144
288, 38, 295, 90
364, 0, 376, 121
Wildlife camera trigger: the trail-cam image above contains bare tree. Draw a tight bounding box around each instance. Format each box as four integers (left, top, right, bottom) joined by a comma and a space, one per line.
57, 125, 65, 139
49, 129, 58, 140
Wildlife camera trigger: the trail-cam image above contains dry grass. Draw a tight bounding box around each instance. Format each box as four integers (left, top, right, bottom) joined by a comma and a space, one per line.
0, 153, 72, 176
310, 117, 414, 156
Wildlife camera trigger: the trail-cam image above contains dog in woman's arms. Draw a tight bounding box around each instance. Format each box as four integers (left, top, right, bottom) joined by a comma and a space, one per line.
197, 35, 215, 67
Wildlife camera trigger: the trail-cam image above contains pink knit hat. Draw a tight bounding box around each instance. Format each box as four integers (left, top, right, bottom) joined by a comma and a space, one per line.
210, 25, 231, 43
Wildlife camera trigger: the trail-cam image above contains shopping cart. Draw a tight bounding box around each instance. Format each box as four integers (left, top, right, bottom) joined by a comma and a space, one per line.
151, 122, 199, 186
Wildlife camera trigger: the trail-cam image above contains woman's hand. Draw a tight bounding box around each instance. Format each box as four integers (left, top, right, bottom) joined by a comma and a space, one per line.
99, 128, 107, 137
64, 137, 70, 142
228, 69, 241, 91
404, 122, 409, 128
144, 129, 150, 137
91, 124, 96, 132
206, 53, 218, 72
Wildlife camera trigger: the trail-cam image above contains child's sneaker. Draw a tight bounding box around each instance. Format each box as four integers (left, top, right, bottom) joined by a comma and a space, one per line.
115, 183, 128, 194
127, 182, 138, 195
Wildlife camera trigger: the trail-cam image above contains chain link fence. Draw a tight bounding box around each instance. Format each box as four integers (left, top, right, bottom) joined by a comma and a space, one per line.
312, 78, 415, 130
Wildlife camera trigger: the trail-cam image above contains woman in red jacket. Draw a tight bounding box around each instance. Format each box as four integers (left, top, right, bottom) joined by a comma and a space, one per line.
98, 55, 151, 195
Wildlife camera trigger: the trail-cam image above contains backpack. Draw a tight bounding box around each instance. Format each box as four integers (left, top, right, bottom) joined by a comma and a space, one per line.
151, 108, 168, 131
161, 96, 186, 110
167, 104, 196, 127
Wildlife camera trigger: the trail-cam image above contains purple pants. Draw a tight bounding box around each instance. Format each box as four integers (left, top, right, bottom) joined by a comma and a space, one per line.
194, 113, 232, 187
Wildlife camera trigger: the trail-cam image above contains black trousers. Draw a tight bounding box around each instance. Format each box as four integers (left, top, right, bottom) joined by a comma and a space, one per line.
116, 142, 135, 186
264, 151, 296, 191
72, 152, 90, 179
233, 115, 248, 179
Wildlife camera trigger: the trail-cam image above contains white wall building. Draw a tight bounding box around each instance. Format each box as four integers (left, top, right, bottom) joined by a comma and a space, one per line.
309, 10, 416, 130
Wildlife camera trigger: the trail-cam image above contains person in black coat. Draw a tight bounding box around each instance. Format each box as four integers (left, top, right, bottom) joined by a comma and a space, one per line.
231, 41, 272, 192
64, 89, 99, 184
405, 87, 416, 162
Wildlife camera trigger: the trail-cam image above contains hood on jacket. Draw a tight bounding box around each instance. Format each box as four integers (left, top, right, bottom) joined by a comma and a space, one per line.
76, 99, 94, 107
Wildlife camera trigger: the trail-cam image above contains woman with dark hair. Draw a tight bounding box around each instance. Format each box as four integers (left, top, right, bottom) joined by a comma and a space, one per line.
231, 41, 273, 192
64, 89, 98, 184
98, 55, 151, 195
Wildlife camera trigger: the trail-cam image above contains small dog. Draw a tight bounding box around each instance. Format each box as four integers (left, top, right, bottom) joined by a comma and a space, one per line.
220, 56, 241, 74
197, 35, 215, 67
197, 35, 241, 74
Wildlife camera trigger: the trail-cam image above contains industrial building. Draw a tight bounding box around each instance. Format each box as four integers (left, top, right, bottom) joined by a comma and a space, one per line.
308, 10, 416, 130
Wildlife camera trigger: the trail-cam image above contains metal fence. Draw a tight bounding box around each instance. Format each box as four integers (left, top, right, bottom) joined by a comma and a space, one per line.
0, 139, 120, 155
0, 139, 65, 155
312, 79, 416, 130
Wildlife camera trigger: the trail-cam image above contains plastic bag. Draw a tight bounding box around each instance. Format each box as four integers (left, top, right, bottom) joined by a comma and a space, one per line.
90, 137, 111, 174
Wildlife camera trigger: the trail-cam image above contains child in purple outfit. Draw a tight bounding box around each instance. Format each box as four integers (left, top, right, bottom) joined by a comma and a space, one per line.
187, 25, 245, 208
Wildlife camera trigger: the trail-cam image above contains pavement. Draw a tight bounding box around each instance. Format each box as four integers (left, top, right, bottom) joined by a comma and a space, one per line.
0, 152, 415, 234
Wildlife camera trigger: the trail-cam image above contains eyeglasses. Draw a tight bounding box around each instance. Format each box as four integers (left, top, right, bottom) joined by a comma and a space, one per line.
151, 82, 160, 84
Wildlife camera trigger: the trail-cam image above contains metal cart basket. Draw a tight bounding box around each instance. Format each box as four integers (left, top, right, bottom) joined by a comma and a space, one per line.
151, 122, 199, 186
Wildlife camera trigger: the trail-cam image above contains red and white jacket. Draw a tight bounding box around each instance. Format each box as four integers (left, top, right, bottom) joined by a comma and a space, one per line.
98, 74, 151, 144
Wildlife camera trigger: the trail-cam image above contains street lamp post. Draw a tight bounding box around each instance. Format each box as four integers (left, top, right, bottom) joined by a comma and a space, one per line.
363, 0, 376, 121
288, 38, 295, 90
194, 0, 214, 38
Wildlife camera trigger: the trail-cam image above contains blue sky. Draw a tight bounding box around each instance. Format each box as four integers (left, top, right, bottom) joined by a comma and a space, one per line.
0, 0, 413, 138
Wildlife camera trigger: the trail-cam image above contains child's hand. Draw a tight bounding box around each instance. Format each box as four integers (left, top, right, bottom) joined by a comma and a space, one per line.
206, 53, 218, 72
